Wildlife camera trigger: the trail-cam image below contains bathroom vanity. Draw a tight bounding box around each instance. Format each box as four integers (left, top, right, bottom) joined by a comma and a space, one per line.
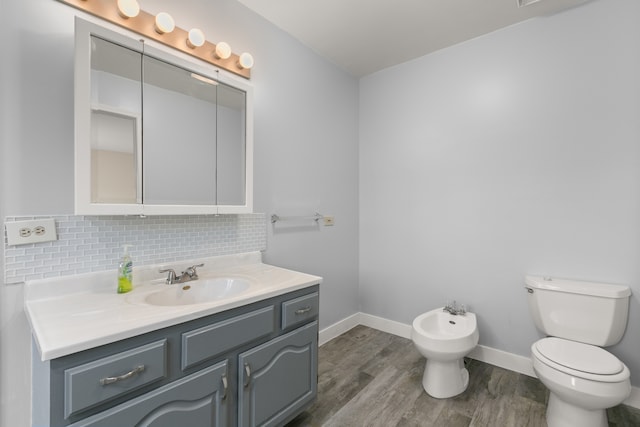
26, 253, 321, 427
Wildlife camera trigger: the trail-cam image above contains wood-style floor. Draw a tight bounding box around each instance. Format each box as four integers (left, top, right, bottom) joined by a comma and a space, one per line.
286, 325, 640, 427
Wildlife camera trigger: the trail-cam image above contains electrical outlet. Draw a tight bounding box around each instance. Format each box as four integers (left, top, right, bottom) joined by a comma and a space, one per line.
323, 216, 335, 226
5, 218, 58, 245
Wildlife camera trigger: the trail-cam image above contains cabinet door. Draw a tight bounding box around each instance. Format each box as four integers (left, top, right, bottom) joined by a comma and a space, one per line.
70, 361, 229, 427
238, 321, 318, 427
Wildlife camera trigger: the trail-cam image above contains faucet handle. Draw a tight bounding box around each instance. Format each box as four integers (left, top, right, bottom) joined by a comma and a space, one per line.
443, 300, 466, 315
159, 268, 177, 284
184, 263, 204, 278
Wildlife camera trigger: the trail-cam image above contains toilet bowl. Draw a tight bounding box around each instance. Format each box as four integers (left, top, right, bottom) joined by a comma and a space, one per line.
531, 337, 631, 427
411, 307, 479, 398
524, 276, 632, 427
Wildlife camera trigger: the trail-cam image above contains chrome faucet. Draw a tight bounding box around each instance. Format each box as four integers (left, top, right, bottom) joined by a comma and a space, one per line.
159, 263, 204, 285
443, 300, 466, 316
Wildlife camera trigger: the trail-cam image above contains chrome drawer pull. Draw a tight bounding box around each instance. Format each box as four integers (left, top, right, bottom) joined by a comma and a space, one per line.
295, 306, 312, 315
100, 365, 145, 386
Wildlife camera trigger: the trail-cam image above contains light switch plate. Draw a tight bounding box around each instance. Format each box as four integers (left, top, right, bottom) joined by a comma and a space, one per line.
5, 218, 58, 245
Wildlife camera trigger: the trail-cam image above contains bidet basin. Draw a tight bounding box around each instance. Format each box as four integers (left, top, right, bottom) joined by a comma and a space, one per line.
416, 309, 477, 336
412, 308, 479, 359
145, 277, 251, 306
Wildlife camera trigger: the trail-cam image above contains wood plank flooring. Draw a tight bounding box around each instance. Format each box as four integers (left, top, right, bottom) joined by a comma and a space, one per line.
286, 325, 640, 427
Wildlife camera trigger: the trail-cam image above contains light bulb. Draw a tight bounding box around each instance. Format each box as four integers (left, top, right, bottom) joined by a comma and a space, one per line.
214, 42, 231, 60
117, 0, 140, 19
154, 12, 175, 34
187, 29, 205, 48
237, 52, 254, 69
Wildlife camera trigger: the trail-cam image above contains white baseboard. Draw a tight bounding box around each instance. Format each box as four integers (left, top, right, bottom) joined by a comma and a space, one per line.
318, 313, 360, 346
318, 312, 640, 409
468, 344, 536, 377
318, 312, 412, 345
358, 313, 412, 339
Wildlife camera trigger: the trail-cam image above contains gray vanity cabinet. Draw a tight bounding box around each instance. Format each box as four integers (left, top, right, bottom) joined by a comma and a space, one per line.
33, 285, 319, 427
238, 321, 318, 427
69, 361, 228, 427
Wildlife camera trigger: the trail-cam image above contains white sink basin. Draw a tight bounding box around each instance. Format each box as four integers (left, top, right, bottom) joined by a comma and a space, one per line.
144, 277, 251, 306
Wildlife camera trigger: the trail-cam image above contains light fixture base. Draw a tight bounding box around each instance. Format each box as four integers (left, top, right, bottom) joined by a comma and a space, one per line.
56, 0, 251, 79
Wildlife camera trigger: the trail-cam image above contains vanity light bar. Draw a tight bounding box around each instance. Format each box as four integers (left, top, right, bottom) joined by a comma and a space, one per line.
57, 0, 252, 79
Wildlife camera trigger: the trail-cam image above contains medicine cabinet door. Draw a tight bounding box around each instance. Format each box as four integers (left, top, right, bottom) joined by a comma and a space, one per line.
74, 19, 253, 215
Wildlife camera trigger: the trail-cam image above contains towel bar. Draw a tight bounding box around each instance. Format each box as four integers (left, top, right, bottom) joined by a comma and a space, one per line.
271, 213, 323, 224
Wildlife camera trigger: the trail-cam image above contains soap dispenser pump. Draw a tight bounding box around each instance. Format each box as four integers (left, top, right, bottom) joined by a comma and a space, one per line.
117, 244, 133, 294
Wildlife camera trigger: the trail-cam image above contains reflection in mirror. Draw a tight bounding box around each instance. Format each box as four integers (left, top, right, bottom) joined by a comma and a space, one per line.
217, 83, 246, 206
90, 36, 141, 204
142, 56, 217, 205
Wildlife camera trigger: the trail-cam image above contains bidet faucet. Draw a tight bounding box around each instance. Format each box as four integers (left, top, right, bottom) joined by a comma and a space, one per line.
159, 263, 204, 284
444, 300, 466, 316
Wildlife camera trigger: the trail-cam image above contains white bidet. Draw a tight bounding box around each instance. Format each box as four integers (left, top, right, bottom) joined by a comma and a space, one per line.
411, 307, 479, 398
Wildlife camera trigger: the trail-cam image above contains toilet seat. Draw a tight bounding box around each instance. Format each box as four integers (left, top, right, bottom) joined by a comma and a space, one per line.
532, 337, 629, 383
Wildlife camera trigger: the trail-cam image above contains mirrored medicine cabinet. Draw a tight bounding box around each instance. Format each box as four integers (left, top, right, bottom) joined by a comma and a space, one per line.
74, 18, 253, 215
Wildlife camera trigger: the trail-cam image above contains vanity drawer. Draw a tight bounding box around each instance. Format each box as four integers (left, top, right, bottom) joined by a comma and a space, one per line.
282, 292, 319, 330
64, 339, 167, 418
181, 306, 275, 370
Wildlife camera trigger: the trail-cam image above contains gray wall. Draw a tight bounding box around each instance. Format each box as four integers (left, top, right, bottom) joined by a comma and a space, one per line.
360, 0, 640, 384
0, 0, 359, 425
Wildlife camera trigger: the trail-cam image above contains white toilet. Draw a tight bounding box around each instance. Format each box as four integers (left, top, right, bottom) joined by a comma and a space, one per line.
411, 305, 479, 398
525, 276, 632, 427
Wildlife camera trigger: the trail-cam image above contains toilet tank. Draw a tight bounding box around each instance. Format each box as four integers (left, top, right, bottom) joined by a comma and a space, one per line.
525, 276, 631, 346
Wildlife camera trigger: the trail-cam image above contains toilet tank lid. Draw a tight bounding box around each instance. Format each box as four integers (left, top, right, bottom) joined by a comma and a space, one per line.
525, 276, 631, 298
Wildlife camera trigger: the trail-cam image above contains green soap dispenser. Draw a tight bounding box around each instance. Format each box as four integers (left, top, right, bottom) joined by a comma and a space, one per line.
117, 244, 133, 294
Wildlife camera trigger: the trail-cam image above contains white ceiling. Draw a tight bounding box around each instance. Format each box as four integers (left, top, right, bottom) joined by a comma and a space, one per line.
236, 0, 592, 77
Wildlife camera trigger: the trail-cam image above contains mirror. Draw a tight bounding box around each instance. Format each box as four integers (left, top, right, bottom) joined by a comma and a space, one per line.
217, 83, 247, 206
90, 36, 142, 205
75, 18, 252, 215
141, 54, 218, 205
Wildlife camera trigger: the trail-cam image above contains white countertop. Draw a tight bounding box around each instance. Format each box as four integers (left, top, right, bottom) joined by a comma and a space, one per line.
25, 252, 322, 361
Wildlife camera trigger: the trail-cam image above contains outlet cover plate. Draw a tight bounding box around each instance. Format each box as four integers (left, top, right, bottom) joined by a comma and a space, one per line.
5, 218, 58, 245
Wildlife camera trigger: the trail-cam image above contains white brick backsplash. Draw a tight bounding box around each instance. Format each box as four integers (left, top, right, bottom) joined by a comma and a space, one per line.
4, 214, 267, 283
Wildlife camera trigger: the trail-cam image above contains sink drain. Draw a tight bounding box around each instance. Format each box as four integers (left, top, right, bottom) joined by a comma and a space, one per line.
449, 320, 456, 325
